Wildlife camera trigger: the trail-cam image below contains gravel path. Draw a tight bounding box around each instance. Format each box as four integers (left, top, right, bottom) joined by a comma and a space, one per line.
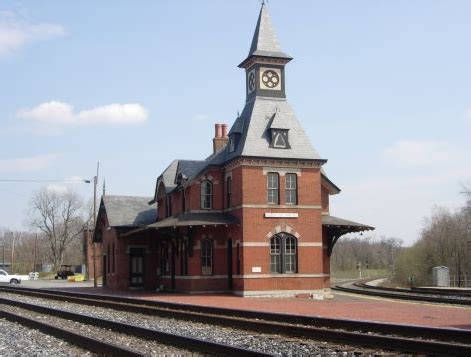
0, 317, 88, 356
0, 292, 388, 356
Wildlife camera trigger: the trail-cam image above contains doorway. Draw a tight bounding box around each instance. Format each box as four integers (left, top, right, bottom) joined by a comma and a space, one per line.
129, 248, 145, 288
227, 239, 233, 290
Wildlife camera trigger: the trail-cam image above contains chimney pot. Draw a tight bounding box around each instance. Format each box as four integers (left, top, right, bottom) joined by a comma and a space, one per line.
215, 123, 222, 138
221, 124, 228, 137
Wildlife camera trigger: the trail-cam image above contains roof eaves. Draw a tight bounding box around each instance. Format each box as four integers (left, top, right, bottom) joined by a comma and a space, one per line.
321, 173, 341, 195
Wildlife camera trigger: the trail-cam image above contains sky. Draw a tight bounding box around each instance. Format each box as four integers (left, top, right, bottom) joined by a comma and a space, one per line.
0, 0, 470, 246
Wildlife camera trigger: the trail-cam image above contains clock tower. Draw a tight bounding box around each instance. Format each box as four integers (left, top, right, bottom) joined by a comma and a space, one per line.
239, 3, 292, 101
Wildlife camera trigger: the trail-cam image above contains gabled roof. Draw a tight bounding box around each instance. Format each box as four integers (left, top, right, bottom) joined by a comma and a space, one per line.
150, 160, 179, 203
226, 97, 325, 161
160, 159, 179, 193
176, 160, 205, 183
239, 4, 292, 67
101, 195, 156, 227
321, 171, 341, 195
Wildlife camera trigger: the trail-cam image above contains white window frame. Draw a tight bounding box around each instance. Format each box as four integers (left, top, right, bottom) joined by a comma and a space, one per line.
200, 180, 213, 209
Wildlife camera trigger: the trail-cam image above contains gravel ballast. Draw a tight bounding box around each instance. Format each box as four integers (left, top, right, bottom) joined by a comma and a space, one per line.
0, 317, 88, 356
0, 292, 388, 355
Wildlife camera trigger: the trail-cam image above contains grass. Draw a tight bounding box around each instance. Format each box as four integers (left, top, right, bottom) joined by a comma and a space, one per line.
331, 269, 389, 280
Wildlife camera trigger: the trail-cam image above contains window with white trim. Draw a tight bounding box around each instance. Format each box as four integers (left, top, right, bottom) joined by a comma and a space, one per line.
270, 233, 297, 274
285, 173, 297, 205
201, 239, 213, 276
200, 180, 212, 209
267, 172, 279, 204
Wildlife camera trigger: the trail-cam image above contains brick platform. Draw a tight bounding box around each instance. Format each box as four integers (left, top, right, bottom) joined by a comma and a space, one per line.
58, 286, 471, 330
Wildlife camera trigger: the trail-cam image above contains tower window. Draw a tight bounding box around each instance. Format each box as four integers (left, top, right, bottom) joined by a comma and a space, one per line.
200, 180, 212, 209
267, 172, 279, 204
285, 173, 297, 205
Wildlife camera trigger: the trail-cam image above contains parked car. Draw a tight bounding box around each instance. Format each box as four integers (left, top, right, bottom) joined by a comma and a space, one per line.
54, 265, 75, 280
0, 269, 22, 284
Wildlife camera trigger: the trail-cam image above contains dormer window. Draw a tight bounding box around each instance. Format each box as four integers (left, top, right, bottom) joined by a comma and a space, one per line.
270, 129, 290, 149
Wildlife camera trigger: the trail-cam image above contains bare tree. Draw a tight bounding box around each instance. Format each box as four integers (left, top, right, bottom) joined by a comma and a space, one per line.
394, 196, 471, 287
29, 188, 86, 269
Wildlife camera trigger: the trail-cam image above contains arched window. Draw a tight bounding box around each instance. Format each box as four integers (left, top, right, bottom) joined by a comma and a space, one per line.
269, 233, 297, 274
201, 239, 213, 275
200, 180, 212, 209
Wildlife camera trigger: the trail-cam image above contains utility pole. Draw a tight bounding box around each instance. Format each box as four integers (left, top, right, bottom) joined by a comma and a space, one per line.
10, 231, 14, 272
93, 162, 99, 287
33, 233, 37, 272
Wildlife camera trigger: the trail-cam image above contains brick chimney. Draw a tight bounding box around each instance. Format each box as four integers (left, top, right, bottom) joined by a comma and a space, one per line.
213, 123, 229, 153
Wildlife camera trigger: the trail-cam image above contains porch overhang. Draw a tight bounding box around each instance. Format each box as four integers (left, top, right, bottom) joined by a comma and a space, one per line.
322, 215, 374, 256
147, 212, 240, 229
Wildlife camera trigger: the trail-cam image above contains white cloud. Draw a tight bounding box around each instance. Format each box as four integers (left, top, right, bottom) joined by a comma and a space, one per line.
0, 11, 65, 57
194, 114, 210, 121
0, 154, 61, 173
383, 140, 459, 167
46, 184, 69, 194
46, 176, 90, 194
18, 101, 148, 126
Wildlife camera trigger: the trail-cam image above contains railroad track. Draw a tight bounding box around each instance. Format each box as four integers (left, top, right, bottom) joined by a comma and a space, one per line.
1, 285, 470, 355
0, 294, 267, 356
333, 280, 471, 305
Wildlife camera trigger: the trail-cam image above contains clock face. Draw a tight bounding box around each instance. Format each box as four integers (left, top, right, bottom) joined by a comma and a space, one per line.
260, 67, 281, 90
247, 69, 256, 94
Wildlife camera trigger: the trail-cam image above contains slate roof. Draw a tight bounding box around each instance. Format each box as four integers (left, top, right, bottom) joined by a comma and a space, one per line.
159, 160, 179, 194
240, 3, 292, 66
226, 97, 324, 161
102, 195, 156, 227
269, 111, 290, 130
177, 160, 205, 182
147, 212, 239, 229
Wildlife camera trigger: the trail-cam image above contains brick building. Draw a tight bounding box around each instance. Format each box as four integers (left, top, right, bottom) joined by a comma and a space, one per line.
93, 4, 373, 296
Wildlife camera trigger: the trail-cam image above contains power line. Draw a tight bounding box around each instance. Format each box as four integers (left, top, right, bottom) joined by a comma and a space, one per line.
0, 179, 91, 183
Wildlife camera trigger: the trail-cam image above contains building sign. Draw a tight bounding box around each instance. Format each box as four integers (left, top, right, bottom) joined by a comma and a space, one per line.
252, 267, 262, 273
264, 212, 298, 218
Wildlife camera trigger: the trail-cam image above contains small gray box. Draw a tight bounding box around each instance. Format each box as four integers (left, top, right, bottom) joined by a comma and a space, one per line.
432, 266, 449, 287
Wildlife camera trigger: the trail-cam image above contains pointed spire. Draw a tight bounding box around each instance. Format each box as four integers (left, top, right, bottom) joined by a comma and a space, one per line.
239, 3, 291, 67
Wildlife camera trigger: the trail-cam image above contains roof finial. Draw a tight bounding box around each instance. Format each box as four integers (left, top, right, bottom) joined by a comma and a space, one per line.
102, 179, 106, 197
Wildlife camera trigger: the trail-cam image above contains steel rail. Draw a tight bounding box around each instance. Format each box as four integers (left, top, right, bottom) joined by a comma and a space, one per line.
0, 309, 141, 356
1, 286, 471, 355
411, 287, 471, 297
0, 297, 268, 357
333, 282, 471, 306
1, 285, 470, 343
